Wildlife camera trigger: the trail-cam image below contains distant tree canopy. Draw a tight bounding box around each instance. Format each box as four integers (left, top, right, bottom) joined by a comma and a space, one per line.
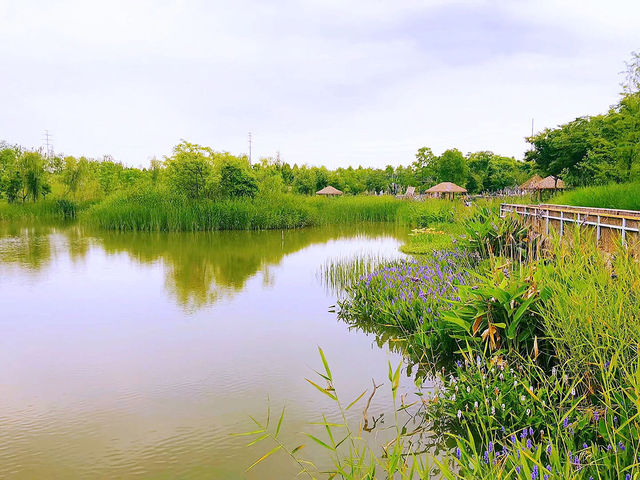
525, 92, 640, 186
412, 146, 527, 194
0, 138, 530, 204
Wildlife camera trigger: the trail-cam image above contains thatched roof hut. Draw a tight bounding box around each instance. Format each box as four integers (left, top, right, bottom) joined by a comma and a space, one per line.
425, 182, 467, 200
316, 185, 343, 196
520, 175, 543, 191
532, 176, 565, 190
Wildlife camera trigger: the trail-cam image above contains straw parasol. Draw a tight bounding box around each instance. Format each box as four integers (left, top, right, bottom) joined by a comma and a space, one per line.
316, 185, 343, 196
532, 176, 565, 190
425, 182, 467, 200
520, 174, 543, 191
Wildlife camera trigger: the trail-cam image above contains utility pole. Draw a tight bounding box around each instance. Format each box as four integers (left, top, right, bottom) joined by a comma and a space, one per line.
43, 130, 53, 157
248, 132, 252, 165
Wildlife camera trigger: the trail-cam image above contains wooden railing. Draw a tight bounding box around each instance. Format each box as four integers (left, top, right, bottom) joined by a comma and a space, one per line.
500, 203, 640, 247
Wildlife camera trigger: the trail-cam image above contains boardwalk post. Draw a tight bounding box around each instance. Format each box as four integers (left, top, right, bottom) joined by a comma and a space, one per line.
546, 209, 549, 235
622, 218, 627, 246
597, 215, 601, 241
560, 210, 564, 236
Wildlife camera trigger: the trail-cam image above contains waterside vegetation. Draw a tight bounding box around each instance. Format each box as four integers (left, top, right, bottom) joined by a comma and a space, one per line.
243, 205, 640, 479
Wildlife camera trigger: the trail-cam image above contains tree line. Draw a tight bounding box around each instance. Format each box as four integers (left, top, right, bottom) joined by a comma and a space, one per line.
1, 138, 534, 204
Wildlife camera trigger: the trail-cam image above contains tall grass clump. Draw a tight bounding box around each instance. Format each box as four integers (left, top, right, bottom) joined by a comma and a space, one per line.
551, 181, 640, 210
84, 188, 481, 232
309, 195, 405, 224
538, 231, 640, 385
0, 199, 85, 221
84, 190, 315, 231
318, 254, 393, 295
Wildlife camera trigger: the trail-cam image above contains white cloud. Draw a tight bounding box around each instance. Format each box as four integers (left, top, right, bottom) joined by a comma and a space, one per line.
0, 0, 638, 167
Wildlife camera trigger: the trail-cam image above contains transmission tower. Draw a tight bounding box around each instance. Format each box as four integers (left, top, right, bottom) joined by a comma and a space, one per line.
43, 130, 54, 157
248, 132, 252, 165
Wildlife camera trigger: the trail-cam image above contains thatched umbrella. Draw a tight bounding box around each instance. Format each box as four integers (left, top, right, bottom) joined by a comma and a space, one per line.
316, 185, 343, 196
425, 182, 467, 200
532, 176, 565, 190
520, 174, 543, 191
529, 176, 565, 201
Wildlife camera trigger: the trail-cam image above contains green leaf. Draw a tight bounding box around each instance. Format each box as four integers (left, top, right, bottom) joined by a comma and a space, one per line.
291, 444, 306, 455
306, 378, 337, 400
275, 406, 285, 439
246, 445, 282, 471
246, 433, 269, 446
306, 434, 335, 451
346, 389, 368, 410
318, 346, 332, 382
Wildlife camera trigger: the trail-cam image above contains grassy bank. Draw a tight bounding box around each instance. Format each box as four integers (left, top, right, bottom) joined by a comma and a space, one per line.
550, 181, 640, 210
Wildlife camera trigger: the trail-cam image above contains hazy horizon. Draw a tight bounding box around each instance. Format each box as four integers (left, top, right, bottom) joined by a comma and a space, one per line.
1, 0, 639, 168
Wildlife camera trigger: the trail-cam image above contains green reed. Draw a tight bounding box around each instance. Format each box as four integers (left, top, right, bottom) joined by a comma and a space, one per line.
318, 254, 392, 296
82, 188, 483, 232
0, 199, 87, 221
550, 181, 640, 210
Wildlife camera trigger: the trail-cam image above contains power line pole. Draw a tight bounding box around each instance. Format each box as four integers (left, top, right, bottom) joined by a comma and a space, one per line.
248, 132, 252, 165
43, 130, 53, 157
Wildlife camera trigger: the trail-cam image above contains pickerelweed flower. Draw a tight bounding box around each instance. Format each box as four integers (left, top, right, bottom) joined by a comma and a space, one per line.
455, 447, 461, 460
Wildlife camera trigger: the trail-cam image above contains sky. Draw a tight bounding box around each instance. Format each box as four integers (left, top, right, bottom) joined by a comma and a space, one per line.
1, 0, 639, 169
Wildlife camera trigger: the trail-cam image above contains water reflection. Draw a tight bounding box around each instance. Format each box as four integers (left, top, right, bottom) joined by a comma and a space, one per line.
0, 221, 415, 479
0, 222, 407, 311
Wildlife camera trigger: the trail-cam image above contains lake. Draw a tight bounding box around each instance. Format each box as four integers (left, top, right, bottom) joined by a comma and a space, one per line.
0, 223, 419, 479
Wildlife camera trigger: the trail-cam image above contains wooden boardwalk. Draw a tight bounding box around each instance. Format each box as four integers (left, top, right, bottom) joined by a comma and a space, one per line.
500, 203, 640, 253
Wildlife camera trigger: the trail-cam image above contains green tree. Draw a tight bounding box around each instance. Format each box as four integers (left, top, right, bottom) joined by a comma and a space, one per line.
165, 141, 215, 199
219, 163, 258, 198
61, 156, 88, 199
293, 167, 316, 195
413, 147, 437, 188
436, 149, 468, 186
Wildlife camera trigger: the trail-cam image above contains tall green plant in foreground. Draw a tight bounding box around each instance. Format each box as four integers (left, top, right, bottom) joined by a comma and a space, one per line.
538, 233, 640, 388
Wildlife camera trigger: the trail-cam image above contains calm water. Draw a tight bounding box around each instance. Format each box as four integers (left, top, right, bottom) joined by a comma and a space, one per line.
0, 222, 419, 479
